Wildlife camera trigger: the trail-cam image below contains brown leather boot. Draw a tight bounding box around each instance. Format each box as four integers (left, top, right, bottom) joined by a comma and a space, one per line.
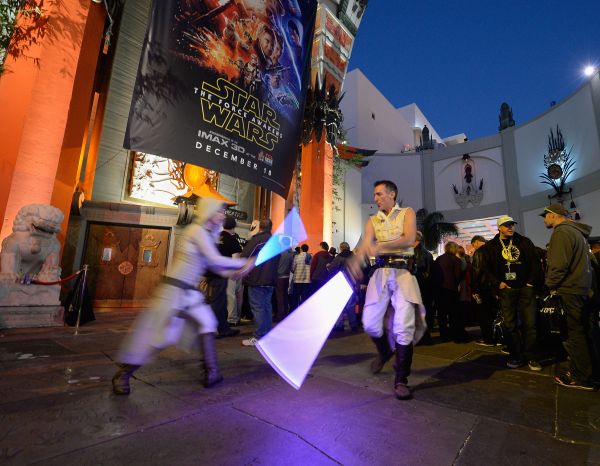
200, 333, 223, 388
393, 343, 414, 400
370, 335, 394, 374
112, 363, 141, 395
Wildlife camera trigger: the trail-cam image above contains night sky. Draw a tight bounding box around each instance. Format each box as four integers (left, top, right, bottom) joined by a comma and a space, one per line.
347, 0, 600, 140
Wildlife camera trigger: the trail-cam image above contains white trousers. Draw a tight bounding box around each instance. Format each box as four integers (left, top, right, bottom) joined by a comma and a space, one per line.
118, 284, 218, 365
362, 268, 426, 346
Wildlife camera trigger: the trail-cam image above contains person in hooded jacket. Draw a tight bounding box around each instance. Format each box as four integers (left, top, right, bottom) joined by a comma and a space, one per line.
542, 204, 595, 390
483, 215, 543, 371
111, 198, 254, 395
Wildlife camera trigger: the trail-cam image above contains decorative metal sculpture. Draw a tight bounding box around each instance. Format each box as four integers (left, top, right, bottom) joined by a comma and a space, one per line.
539, 126, 576, 201
498, 102, 515, 131
452, 154, 484, 208
302, 75, 345, 147
416, 125, 434, 152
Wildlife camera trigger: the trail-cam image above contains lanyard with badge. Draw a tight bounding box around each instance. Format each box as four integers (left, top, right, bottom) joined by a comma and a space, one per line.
499, 238, 519, 281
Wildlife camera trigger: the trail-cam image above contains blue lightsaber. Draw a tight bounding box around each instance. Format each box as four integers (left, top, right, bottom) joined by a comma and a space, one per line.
255, 207, 307, 266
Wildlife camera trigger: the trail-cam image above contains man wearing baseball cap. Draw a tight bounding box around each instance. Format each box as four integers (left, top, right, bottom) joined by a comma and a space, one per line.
483, 215, 542, 370
588, 236, 600, 263
541, 203, 595, 390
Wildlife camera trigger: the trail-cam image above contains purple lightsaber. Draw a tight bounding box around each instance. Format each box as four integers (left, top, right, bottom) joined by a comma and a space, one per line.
255, 271, 355, 389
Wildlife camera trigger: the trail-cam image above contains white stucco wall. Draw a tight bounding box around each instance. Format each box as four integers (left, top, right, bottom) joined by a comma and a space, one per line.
523, 188, 600, 247
433, 147, 506, 211
341, 69, 600, 252
341, 69, 414, 152
515, 84, 600, 197
361, 154, 423, 208
397, 103, 444, 145
332, 164, 363, 250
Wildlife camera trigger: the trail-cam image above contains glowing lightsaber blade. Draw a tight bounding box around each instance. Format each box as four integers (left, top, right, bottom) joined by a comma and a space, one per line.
255, 207, 307, 266
255, 271, 354, 389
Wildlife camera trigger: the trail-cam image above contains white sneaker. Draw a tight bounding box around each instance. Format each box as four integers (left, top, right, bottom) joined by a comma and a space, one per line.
242, 337, 258, 347
528, 360, 542, 372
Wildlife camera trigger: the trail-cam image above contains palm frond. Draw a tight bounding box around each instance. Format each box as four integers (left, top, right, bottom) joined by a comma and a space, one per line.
419, 210, 457, 251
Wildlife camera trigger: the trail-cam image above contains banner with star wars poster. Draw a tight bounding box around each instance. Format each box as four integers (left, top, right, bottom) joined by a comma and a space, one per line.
124, 0, 317, 197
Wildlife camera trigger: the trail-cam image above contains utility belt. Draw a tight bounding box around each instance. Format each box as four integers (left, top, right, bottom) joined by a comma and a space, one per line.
162, 276, 198, 290
372, 255, 416, 274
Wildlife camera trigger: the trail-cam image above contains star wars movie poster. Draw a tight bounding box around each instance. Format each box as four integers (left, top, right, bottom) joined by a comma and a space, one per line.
124, 0, 317, 197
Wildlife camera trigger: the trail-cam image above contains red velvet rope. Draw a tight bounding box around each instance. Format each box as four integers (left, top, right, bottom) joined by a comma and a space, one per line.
31, 270, 82, 286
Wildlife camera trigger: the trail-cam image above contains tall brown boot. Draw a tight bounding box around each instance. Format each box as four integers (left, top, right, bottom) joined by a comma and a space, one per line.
200, 333, 223, 388
112, 363, 141, 395
393, 343, 414, 400
370, 335, 394, 374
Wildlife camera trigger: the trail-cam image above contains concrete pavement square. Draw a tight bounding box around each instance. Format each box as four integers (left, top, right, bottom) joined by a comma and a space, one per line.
0, 311, 597, 465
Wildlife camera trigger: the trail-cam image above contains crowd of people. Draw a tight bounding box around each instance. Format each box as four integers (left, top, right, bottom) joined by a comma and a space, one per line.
412, 204, 600, 391
112, 187, 600, 399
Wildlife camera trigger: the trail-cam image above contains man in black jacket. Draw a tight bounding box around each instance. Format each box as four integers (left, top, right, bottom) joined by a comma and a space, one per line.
471, 235, 496, 346
484, 215, 542, 370
542, 204, 594, 390
240, 219, 279, 346
414, 231, 436, 344
435, 241, 463, 342
205, 216, 242, 338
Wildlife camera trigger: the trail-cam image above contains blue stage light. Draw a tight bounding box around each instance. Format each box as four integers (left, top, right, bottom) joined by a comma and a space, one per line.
255, 271, 354, 389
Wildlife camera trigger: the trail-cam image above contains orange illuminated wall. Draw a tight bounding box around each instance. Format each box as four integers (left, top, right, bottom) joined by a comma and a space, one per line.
299, 135, 333, 251
0, 1, 106, 245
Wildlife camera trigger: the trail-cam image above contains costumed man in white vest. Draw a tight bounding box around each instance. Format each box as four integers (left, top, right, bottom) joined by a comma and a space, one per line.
112, 197, 255, 395
348, 180, 426, 400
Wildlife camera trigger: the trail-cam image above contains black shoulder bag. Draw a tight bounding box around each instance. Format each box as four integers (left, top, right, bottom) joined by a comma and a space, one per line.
539, 294, 567, 340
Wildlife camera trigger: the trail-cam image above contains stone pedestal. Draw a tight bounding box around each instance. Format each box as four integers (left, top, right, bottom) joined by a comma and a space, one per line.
0, 283, 64, 329
0, 306, 64, 329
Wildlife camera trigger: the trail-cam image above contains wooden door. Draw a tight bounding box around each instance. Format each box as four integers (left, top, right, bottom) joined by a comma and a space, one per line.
83, 224, 170, 307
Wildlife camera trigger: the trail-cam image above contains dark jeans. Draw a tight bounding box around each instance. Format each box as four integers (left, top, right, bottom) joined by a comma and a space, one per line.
561, 293, 593, 383
291, 282, 310, 310
247, 286, 274, 338
205, 276, 231, 335
498, 286, 537, 361
310, 278, 328, 297
275, 276, 290, 321
588, 299, 600, 381
419, 286, 435, 338
436, 288, 462, 341
335, 294, 358, 330
476, 290, 496, 343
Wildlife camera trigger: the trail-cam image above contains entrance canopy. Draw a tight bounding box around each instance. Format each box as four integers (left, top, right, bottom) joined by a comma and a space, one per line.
440, 216, 501, 255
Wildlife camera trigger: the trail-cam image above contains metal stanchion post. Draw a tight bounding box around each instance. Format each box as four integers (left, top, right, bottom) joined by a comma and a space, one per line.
74, 264, 88, 336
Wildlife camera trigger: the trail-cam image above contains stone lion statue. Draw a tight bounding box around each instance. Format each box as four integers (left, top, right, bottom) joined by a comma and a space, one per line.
0, 204, 64, 283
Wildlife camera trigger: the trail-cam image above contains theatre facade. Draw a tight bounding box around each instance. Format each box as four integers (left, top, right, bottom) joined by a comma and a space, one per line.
0, 0, 366, 308
335, 68, 600, 253
2, 1, 599, 309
